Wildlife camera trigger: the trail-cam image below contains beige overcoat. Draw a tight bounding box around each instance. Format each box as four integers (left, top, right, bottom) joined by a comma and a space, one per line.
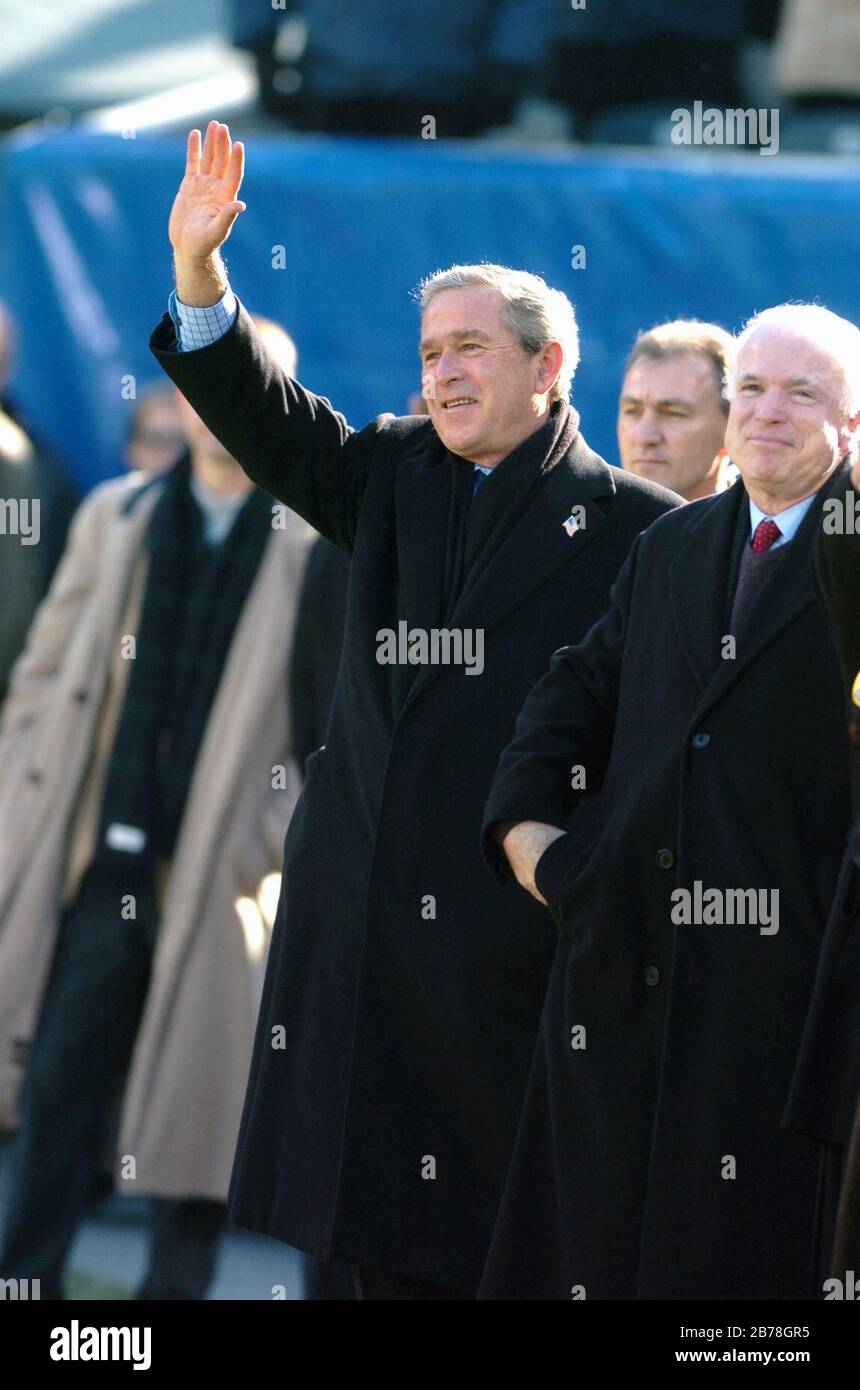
774, 0, 860, 99
0, 470, 314, 1199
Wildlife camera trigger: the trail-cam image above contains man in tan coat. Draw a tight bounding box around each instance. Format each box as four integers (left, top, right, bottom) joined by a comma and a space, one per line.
0, 320, 313, 1299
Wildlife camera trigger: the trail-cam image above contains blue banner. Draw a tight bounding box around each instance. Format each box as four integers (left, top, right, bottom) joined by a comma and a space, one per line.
3, 130, 859, 493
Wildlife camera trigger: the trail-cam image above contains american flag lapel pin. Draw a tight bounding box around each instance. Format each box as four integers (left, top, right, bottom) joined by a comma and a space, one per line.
563, 511, 580, 537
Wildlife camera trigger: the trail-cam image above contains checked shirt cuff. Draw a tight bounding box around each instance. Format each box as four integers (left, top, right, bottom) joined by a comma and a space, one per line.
168, 286, 238, 352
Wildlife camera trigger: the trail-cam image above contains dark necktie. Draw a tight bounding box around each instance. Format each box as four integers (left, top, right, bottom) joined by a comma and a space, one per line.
751, 517, 781, 552
471, 466, 490, 498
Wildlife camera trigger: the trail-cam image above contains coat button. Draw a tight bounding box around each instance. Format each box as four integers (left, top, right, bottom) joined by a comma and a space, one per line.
26, 769, 43, 784
656, 848, 674, 869
644, 966, 661, 987
72, 689, 88, 703
691, 732, 710, 748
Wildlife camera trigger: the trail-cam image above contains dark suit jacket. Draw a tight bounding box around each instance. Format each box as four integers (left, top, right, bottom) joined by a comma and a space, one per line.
150, 300, 680, 1292
784, 468, 860, 1277
479, 468, 852, 1299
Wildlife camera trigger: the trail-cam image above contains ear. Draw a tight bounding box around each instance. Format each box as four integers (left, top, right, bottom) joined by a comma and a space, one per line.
841, 411, 860, 481
536, 341, 563, 397
840, 408, 860, 443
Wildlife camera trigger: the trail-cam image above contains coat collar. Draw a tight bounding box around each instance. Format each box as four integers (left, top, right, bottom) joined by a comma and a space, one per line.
396, 416, 616, 706
120, 462, 174, 516
671, 465, 849, 720
449, 427, 614, 635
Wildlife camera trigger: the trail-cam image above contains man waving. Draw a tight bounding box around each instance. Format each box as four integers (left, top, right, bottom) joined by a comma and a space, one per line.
150, 121, 680, 1299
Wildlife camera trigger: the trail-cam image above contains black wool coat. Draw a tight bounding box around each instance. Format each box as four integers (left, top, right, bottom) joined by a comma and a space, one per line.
289, 535, 350, 775
480, 468, 852, 1300
784, 468, 860, 1277
150, 301, 679, 1292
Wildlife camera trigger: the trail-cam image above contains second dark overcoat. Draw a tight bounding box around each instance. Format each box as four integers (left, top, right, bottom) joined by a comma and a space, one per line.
784, 470, 860, 1280
480, 467, 853, 1299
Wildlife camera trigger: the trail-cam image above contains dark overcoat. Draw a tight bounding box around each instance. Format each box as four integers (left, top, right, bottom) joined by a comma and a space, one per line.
784, 469, 860, 1277
289, 535, 350, 774
150, 301, 679, 1291
480, 468, 852, 1299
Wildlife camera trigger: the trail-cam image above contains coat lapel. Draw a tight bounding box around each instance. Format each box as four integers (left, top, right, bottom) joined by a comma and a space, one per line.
674, 467, 847, 722
402, 432, 616, 707
452, 435, 614, 634
669, 482, 747, 695
395, 422, 455, 638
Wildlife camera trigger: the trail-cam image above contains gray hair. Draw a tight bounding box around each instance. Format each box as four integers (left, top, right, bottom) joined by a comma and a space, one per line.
625, 319, 733, 415
727, 303, 860, 417
415, 263, 579, 405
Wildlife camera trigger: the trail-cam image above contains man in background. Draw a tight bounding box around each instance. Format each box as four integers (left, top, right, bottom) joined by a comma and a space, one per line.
618, 319, 734, 501
0, 318, 312, 1301
122, 383, 185, 476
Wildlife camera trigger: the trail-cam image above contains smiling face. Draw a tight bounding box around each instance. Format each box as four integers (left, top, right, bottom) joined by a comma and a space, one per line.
419, 286, 561, 467
725, 326, 857, 511
617, 351, 728, 501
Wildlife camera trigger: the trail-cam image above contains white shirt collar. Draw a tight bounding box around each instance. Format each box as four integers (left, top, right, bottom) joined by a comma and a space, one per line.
747, 492, 817, 549
189, 474, 247, 545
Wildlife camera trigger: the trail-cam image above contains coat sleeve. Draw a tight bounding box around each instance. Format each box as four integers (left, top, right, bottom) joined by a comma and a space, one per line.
481, 532, 641, 886
0, 484, 110, 767
816, 471, 860, 695
150, 298, 380, 552
815, 471, 860, 819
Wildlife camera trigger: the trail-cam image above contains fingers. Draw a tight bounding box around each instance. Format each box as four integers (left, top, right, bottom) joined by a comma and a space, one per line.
199, 122, 238, 189
225, 140, 245, 200
212, 122, 230, 180
185, 128, 201, 178
216, 201, 247, 241
199, 119, 217, 175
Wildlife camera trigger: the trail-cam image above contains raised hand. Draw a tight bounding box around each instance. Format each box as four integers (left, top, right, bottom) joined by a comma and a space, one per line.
169, 121, 246, 264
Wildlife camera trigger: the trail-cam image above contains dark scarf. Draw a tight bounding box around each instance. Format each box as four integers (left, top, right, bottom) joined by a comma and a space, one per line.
92, 456, 272, 887
440, 399, 579, 621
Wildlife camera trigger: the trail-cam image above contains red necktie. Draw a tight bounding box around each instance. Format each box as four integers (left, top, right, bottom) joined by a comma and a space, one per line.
751, 518, 782, 553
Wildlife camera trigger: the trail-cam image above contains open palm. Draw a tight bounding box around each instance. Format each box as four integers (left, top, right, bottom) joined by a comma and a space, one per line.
169, 121, 246, 262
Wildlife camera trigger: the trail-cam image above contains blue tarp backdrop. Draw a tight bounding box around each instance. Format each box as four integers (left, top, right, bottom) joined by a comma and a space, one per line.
2, 130, 860, 494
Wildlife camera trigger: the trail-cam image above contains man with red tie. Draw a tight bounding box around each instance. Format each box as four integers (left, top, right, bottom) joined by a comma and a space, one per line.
481, 304, 860, 1299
